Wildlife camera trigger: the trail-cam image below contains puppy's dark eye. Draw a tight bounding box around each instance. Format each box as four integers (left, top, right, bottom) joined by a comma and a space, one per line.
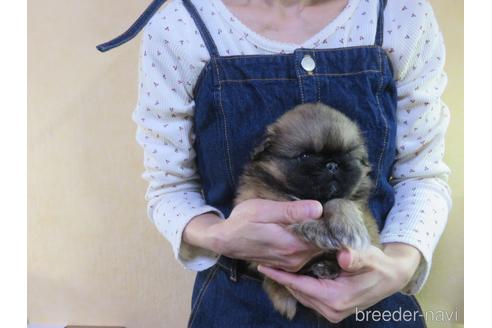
296, 153, 313, 161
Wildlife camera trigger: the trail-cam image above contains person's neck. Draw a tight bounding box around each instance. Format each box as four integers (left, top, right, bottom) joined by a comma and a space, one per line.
262, 0, 332, 15
272, 0, 328, 8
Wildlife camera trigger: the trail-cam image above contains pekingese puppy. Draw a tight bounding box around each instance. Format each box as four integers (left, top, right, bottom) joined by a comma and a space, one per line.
234, 102, 381, 319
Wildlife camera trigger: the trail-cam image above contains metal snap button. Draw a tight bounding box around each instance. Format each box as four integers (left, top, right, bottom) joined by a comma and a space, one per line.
301, 54, 316, 73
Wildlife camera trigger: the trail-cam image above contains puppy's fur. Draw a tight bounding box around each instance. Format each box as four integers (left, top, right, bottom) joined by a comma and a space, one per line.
234, 103, 380, 319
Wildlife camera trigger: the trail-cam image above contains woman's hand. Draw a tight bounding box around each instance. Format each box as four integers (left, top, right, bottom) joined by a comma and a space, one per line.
257, 243, 421, 323
183, 199, 324, 272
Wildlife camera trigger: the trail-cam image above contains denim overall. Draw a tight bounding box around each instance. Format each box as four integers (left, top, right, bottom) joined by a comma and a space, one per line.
98, 0, 427, 327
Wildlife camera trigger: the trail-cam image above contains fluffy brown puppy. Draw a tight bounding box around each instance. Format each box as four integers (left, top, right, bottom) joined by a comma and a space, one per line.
234, 103, 381, 319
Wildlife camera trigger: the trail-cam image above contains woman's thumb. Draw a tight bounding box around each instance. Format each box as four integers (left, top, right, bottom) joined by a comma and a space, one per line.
337, 248, 364, 272
256, 199, 323, 224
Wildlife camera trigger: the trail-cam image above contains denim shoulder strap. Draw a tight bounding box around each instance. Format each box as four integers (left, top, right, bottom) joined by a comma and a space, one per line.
96, 0, 219, 56
374, 0, 387, 47
96, 0, 166, 52
181, 0, 219, 57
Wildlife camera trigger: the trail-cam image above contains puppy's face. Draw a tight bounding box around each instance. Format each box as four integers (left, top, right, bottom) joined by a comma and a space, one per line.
252, 103, 371, 203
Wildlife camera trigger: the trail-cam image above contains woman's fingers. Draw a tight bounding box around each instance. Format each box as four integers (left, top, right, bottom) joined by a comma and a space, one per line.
285, 286, 316, 309
237, 199, 323, 224
224, 198, 326, 268
258, 265, 316, 294
337, 246, 383, 273
258, 265, 383, 323
259, 246, 412, 324
337, 247, 368, 272
258, 265, 336, 297
286, 286, 355, 324
259, 262, 372, 308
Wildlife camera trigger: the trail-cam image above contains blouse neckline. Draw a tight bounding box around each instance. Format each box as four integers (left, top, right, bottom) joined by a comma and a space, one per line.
210, 0, 361, 52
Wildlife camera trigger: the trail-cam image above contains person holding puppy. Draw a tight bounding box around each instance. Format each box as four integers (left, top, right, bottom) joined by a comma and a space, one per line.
98, 0, 451, 326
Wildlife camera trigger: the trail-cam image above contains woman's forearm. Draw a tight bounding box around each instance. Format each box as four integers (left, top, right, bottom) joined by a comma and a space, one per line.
382, 242, 421, 286
182, 199, 324, 271
182, 212, 224, 254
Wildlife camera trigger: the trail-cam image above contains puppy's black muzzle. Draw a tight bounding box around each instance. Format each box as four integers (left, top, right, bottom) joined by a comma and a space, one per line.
325, 162, 339, 174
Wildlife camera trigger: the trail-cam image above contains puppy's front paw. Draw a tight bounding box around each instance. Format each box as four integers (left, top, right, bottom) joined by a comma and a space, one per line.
292, 199, 371, 250
323, 199, 371, 250
305, 260, 340, 279
291, 220, 337, 250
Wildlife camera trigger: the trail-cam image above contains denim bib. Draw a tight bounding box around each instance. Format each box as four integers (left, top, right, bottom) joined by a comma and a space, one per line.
98, 1, 426, 327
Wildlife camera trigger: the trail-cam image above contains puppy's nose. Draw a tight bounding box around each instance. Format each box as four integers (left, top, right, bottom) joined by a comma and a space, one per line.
326, 162, 339, 174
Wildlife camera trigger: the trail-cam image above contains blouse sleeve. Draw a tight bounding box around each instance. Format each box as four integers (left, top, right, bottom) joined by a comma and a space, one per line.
131, 4, 223, 272
380, 0, 452, 294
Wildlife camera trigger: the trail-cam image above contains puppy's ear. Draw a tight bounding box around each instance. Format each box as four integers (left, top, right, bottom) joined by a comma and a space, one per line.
355, 144, 371, 168
359, 153, 372, 177
251, 136, 272, 161
251, 127, 275, 161
360, 155, 370, 168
